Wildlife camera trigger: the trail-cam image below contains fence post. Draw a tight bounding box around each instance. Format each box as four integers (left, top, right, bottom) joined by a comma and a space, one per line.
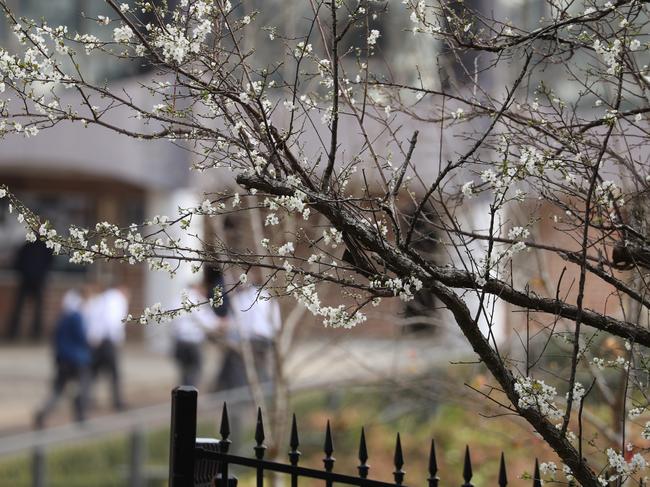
129, 426, 146, 487
169, 386, 198, 487
32, 446, 45, 487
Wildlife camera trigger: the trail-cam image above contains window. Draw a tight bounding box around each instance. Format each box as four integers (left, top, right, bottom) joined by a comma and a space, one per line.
0, 191, 94, 273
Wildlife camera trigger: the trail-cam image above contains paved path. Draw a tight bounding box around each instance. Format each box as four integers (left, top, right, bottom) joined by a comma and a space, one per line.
0, 332, 469, 437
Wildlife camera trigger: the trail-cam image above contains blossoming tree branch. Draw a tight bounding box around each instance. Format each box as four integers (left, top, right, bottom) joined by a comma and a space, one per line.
2, 0, 650, 484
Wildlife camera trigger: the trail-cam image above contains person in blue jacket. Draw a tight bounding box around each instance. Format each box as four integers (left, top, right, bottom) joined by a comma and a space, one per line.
34, 289, 91, 428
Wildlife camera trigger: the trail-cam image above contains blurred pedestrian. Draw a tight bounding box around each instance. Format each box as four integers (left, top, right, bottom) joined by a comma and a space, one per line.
172, 283, 220, 387
6, 239, 54, 341
34, 289, 91, 428
215, 278, 280, 391
85, 282, 129, 411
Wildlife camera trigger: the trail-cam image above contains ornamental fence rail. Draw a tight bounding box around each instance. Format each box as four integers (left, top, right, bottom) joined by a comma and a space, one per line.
168, 386, 544, 487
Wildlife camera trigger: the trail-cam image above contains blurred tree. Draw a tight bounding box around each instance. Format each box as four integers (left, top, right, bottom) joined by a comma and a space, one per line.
3, 1, 650, 485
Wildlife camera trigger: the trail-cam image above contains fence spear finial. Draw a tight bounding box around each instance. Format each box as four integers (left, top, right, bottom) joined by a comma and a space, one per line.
289, 413, 301, 466
393, 433, 405, 485
533, 459, 541, 487
428, 439, 439, 487
220, 402, 230, 439
219, 402, 231, 453
498, 452, 507, 487
358, 427, 369, 479
323, 420, 335, 472
462, 445, 473, 487
254, 407, 266, 459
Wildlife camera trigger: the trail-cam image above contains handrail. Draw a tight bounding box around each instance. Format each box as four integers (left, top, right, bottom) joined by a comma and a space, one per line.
0, 376, 367, 457
0, 385, 253, 457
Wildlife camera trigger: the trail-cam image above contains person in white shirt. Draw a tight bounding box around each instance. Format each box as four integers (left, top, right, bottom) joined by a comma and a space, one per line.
84, 283, 129, 411
171, 283, 219, 387
215, 282, 281, 391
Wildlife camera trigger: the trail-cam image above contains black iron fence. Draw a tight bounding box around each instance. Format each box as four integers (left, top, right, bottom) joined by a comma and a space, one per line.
168, 386, 543, 487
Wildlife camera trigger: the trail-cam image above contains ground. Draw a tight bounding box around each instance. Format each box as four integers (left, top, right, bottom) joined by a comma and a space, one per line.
0, 334, 565, 487
0, 334, 466, 435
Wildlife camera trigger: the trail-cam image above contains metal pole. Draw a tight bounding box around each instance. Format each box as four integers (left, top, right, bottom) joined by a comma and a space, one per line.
129, 427, 146, 487
32, 446, 45, 487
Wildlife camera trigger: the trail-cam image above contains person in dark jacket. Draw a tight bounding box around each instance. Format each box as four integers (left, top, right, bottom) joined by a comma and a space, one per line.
34, 290, 91, 428
6, 239, 54, 341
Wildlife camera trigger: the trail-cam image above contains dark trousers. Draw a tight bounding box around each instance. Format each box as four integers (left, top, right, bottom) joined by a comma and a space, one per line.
36, 361, 91, 426
91, 339, 124, 410
174, 340, 202, 387
215, 339, 273, 391
6, 281, 44, 340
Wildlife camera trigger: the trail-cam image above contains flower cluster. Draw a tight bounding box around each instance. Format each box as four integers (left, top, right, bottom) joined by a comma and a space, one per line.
113, 25, 134, 44
539, 462, 557, 479
565, 382, 585, 403
152, 24, 203, 64
519, 146, 548, 176
404, 0, 441, 35
461, 181, 474, 198
367, 29, 381, 46
514, 377, 562, 420
593, 39, 622, 75
594, 180, 624, 209
629, 407, 646, 419
605, 448, 647, 478
369, 276, 424, 302
265, 191, 310, 220
507, 226, 530, 241
288, 282, 367, 329
278, 241, 295, 256
139, 302, 169, 324
591, 355, 629, 370
150, 2, 214, 64
642, 422, 650, 440
323, 228, 343, 248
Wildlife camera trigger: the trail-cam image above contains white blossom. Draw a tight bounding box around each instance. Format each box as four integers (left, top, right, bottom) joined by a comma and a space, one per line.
514, 377, 562, 420
265, 213, 279, 226
278, 241, 295, 255
294, 42, 312, 58
629, 407, 645, 419
461, 181, 474, 198
113, 25, 134, 43
451, 108, 464, 119
606, 448, 648, 476
367, 29, 381, 46
540, 462, 557, 479
323, 228, 343, 248
507, 226, 530, 241
642, 422, 650, 440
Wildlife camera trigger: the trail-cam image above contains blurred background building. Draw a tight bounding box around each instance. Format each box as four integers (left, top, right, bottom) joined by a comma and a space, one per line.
0, 0, 198, 345
0, 0, 552, 344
